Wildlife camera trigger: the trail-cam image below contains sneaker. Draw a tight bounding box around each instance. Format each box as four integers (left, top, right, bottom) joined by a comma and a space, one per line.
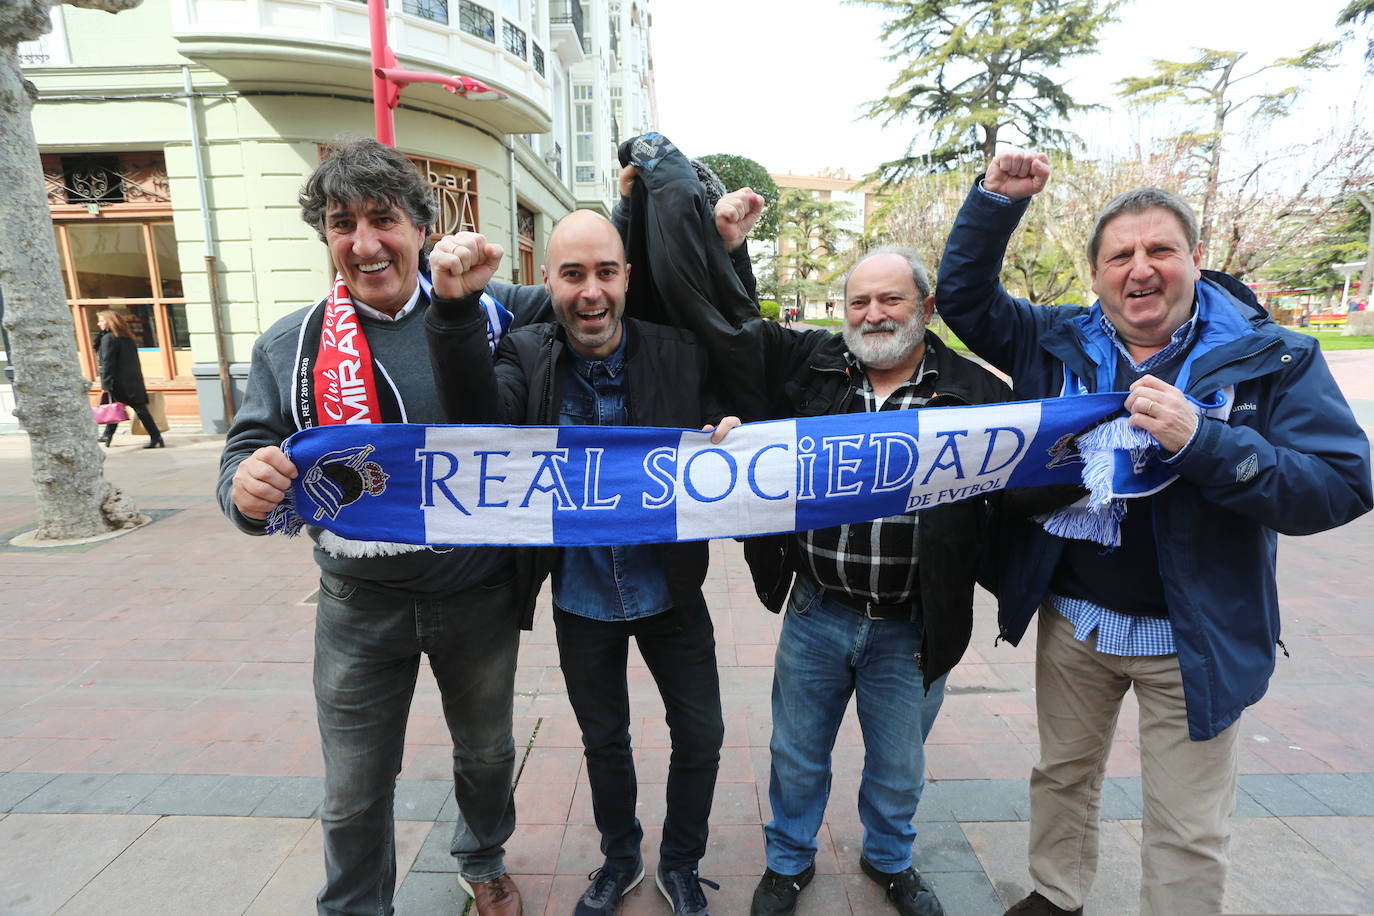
655, 862, 720, 915
1004, 890, 1083, 916
859, 856, 943, 916
573, 858, 645, 915
750, 864, 815, 916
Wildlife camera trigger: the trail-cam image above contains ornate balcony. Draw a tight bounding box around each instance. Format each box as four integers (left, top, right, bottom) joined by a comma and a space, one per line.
170, 0, 552, 134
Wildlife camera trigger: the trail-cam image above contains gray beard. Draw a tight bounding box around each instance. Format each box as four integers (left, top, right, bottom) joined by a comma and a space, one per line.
842, 314, 926, 370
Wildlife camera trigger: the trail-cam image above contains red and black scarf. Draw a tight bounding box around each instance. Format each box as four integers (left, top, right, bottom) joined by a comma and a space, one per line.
291, 274, 406, 429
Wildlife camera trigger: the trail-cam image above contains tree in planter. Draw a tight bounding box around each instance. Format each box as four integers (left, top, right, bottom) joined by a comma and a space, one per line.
698, 152, 781, 243
852, 0, 1120, 180
1116, 42, 1338, 262
776, 188, 853, 320
0, 0, 145, 540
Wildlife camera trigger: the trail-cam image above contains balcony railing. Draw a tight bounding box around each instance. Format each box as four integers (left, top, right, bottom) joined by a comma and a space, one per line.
458, 0, 495, 41
549, 0, 584, 49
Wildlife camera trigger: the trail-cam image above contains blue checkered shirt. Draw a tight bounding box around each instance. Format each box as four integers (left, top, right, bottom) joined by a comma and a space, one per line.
1049, 593, 1177, 656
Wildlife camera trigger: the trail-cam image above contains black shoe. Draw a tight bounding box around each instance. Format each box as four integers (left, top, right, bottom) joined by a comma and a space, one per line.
98, 434, 113, 446
144, 439, 164, 449
573, 858, 644, 915
1004, 890, 1083, 915
655, 862, 719, 915
750, 864, 815, 916
859, 856, 943, 916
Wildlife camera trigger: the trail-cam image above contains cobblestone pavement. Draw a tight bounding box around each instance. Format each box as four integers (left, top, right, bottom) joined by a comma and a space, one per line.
1, 350, 1372, 915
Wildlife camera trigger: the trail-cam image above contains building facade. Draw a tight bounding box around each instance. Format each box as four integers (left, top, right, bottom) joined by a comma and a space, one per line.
18, 0, 655, 431
770, 169, 882, 319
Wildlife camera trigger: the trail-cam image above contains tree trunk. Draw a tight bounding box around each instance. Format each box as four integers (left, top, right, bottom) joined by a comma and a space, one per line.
0, 29, 143, 538
1199, 59, 1237, 265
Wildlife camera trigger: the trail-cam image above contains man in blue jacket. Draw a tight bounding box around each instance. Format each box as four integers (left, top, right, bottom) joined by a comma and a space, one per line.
936, 149, 1372, 916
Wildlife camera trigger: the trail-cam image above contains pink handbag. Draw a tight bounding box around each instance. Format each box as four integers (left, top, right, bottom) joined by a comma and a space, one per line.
93, 393, 129, 425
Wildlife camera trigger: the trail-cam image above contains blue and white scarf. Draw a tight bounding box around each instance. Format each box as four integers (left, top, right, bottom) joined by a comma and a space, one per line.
273, 392, 1138, 547
1039, 280, 1247, 545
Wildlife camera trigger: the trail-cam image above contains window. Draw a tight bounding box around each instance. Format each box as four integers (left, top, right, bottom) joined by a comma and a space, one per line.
609, 85, 623, 143
532, 42, 545, 76
503, 19, 527, 58
53, 219, 190, 383
410, 155, 480, 236
574, 83, 595, 184
403, 0, 448, 24
516, 205, 536, 285
459, 0, 495, 40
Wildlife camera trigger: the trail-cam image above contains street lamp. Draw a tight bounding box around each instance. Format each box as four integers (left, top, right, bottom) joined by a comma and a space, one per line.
368, 0, 508, 146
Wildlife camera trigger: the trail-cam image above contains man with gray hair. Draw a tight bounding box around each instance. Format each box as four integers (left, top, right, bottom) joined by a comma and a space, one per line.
218, 136, 545, 916
680, 230, 1012, 916
936, 149, 1371, 916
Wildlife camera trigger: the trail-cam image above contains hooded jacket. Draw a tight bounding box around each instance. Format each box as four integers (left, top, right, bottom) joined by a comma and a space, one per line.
936, 182, 1373, 740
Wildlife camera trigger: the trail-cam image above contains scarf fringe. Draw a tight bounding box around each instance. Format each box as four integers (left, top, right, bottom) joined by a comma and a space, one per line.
316, 531, 429, 558
1040, 417, 1158, 547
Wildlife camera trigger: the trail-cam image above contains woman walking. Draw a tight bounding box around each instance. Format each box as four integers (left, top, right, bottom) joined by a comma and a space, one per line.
96, 309, 164, 448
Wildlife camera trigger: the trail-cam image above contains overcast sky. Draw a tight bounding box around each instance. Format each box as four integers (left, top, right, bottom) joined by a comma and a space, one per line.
650, 0, 1372, 178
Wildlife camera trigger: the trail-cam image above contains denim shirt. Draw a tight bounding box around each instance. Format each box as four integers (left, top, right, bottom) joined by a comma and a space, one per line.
551, 331, 673, 621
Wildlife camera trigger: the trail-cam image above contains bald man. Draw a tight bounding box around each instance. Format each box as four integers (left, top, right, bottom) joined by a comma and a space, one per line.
425, 211, 739, 916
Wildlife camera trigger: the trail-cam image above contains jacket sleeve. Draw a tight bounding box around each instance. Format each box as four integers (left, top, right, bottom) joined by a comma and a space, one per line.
1168, 340, 1373, 535
98, 334, 117, 393
936, 182, 1062, 377
484, 279, 553, 329
425, 292, 506, 423
216, 334, 295, 536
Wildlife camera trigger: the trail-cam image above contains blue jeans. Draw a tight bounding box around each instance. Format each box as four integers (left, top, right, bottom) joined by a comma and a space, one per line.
764, 574, 947, 875
313, 571, 520, 915
553, 591, 723, 871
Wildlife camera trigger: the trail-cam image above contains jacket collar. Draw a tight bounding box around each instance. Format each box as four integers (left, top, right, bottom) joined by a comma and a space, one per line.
1042, 276, 1270, 395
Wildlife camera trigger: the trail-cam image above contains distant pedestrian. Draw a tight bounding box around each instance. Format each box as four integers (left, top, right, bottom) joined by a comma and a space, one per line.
95, 309, 163, 449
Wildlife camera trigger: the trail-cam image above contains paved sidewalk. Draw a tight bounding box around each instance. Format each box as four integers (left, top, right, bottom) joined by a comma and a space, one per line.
2, 356, 1373, 915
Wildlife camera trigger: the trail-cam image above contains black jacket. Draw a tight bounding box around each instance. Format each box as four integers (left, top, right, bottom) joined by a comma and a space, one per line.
427, 300, 723, 626
97, 331, 148, 406
734, 321, 1012, 689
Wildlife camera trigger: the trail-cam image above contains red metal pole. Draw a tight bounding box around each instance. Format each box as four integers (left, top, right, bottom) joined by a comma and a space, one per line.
368, 0, 395, 145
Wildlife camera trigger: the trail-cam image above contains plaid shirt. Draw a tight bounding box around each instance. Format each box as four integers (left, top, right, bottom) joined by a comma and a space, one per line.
1049, 592, 1177, 656
797, 343, 939, 605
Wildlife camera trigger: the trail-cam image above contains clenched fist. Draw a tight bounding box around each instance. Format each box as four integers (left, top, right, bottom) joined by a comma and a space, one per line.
430, 232, 505, 300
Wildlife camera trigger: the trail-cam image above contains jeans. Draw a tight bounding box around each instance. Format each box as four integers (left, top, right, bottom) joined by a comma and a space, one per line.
554, 591, 723, 871
764, 574, 947, 875
313, 570, 520, 916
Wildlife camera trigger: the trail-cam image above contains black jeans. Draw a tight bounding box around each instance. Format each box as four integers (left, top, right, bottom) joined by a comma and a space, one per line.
104, 402, 161, 443
554, 591, 723, 871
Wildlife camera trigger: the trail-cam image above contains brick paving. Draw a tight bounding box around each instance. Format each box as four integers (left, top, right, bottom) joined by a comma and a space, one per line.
1, 351, 1372, 915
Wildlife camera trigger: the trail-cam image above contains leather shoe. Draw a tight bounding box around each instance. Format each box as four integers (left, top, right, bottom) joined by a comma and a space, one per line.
859, 855, 943, 916
458, 873, 523, 915
1004, 890, 1082, 915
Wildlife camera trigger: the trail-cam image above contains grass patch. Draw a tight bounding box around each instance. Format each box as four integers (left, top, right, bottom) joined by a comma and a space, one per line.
1292, 329, 1374, 350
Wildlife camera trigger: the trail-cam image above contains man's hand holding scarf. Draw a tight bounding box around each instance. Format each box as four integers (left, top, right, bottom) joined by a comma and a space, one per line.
1125, 374, 1199, 454
232, 445, 298, 521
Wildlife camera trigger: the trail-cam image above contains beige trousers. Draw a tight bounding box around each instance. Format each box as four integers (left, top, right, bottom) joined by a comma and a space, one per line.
1028, 607, 1240, 916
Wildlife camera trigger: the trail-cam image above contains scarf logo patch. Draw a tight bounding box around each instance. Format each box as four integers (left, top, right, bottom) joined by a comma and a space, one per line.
303, 444, 390, 521
1045, 432, 1081, 469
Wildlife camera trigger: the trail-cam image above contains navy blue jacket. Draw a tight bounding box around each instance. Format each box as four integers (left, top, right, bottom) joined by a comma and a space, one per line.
937, 184, 1373, 740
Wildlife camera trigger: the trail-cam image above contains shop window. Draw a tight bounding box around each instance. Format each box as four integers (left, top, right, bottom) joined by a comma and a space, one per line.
53, 219, 189, 384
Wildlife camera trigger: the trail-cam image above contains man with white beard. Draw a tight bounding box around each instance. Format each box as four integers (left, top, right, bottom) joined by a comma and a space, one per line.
684, 239, 1012, 916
